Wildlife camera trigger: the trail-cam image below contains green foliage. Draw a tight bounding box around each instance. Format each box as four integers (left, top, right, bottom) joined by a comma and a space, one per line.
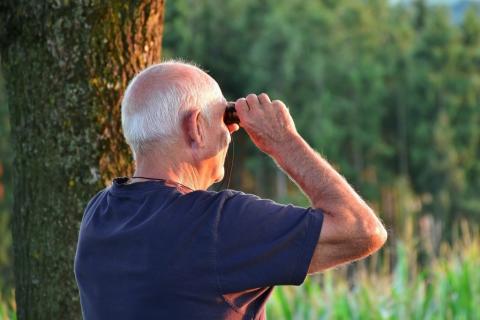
160, 3, 480, 316
163, 0, 480, 234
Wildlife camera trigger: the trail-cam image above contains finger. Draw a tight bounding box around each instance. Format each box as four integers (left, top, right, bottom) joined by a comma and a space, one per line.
246, 93, 260, 110
227, 123, 240, 134
272, 99, 286, 109
258, 93, 271, 105
235, 98, 250, 116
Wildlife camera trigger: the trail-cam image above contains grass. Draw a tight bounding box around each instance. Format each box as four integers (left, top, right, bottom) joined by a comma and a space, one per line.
267, 221, 480, 320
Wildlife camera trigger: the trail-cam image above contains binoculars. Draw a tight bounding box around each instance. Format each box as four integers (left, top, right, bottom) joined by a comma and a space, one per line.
224, 102, 240, 125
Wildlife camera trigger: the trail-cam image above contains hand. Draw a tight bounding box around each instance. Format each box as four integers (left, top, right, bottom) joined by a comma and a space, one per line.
235, 93, 299, 155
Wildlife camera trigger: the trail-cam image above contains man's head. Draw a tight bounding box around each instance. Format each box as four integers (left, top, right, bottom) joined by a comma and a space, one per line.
121, 60, 238, 187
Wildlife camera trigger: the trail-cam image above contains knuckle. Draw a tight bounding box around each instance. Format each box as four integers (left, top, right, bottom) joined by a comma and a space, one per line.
259, 92, 269, 99
235, 99, 247, 111
235, 98, 245, 106
272, 100, 283, 107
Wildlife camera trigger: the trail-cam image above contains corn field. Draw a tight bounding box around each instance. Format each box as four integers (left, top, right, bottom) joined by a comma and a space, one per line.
267, 221, 480, 320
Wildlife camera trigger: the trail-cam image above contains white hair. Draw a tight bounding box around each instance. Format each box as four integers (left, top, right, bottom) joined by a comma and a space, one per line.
121, 60, 223, 159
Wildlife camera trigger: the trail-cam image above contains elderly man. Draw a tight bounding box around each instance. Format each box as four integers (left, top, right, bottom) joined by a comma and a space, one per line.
74, 61, 387, 319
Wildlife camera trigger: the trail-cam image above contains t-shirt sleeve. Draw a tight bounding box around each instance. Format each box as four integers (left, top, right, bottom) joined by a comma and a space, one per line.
216, 190, 324, 294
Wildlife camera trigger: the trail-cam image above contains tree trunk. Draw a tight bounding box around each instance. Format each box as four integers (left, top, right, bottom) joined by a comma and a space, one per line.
0, 1, 165, 318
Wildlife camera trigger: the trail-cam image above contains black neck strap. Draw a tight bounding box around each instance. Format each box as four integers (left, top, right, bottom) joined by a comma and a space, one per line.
130, 176, 194, 192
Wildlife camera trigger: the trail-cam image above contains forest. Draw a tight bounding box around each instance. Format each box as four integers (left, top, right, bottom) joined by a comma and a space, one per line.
0, 0, 479, 319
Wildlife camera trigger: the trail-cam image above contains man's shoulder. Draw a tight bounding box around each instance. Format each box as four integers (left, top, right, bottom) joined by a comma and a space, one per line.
85, 187, 108, 210
82, 187, 109, 220
181, 189, 267, 213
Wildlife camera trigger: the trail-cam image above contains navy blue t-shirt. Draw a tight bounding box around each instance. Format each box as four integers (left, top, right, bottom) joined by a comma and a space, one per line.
74, 177, 324, 320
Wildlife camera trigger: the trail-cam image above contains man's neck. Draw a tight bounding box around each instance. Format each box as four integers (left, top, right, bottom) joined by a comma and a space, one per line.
133, 156, 211, 191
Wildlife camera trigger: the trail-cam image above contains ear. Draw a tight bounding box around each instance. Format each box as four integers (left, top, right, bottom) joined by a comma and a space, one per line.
183, 109, 205, 149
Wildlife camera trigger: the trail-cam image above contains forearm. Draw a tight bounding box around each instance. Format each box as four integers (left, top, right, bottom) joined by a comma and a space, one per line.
272, 133, 374, 223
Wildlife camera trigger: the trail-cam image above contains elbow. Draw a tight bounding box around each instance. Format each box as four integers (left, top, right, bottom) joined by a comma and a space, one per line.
362, 215, 388, 255
353, 208, 388, 257
351, 227, 387, 261
367, 223, 388, 252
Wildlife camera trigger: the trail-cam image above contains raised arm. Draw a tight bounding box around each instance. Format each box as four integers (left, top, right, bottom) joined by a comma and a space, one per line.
234, 93, 387, 274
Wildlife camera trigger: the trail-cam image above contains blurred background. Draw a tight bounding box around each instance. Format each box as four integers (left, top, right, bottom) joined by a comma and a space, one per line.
1, 0, 479, 319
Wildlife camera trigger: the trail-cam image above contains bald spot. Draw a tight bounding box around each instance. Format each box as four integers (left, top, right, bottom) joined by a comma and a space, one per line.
123, 63, 220, 116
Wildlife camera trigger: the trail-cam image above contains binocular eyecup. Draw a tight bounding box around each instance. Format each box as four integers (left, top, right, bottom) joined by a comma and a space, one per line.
224, 102, 240, 125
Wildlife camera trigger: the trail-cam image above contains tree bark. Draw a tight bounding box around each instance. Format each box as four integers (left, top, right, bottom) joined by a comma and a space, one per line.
0, 1, 165, 318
